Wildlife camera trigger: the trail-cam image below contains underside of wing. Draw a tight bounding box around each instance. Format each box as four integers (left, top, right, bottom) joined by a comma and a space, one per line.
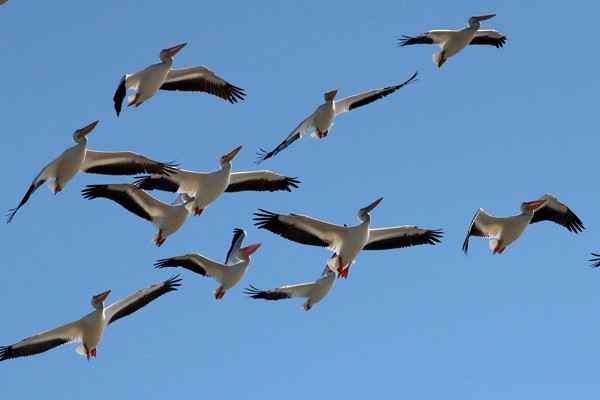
398, 30, 453, 47
82, 150, 177, 176
161, 66, 246, 103
244, 282, 314, 300
81, 184, 166, 221
470, 30, 507, 47
106, 275, 181, 325
336, 71, 418, 113
255, 113, 316, 164
462, 208, 503, 253
254, 209, 344, 249
529, 194, 584, 233
155, 254, 228, 281
364, 226, 442, 250
226, 171, 300, 192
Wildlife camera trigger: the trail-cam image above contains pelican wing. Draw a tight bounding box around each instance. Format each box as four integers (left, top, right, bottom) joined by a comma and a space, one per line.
255, 112, 317, 164
529, 194, 584, 233
590, 253, 600, 268
105, 275, 181, 326
0, 320, 82, 361
155, 254, 228, 282
254, 209, 345, 250
113, 75, 127, 116
469, 30, 507, 47
462, 208, 505, 254
81, 184, 169, 221
134, 169, 210, 195
244, 283, 315, 300
226, 171, 300, 192
225, 228, 246, 265
335, 71, 418, 114
161, 66, 246, 103
82, 150, 177, 176
6, 159, 57, 223
398, 31, 457, 48
364, 226, 443, 250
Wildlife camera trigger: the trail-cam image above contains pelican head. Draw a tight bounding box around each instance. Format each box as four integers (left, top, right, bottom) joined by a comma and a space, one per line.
73, 120, 99, 142
358, 197, 383, 221
239, 243, 262, 259
520, 199, 547, 213
324, 90, 338, 102
220, 145, 243, 167
91, 289, 111, 310
159, 42, 187, 62
468, 14, 496, 28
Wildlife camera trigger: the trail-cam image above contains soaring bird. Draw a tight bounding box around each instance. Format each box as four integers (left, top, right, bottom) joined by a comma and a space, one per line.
113, 42, 245, 116
245, 264, 336, 311
0, 276, 181, 361
6, 120, 176, 223
255, 71, 418, 163
462, 194, 584, 255
254, 197, 442, 278
81, 184, 191, 247
134, 145, 299, 217
155, 228, 261, 299
398, 14, 506, 68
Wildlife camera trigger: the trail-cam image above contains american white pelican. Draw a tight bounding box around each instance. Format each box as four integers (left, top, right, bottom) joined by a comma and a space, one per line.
6, 120, 177, 223
253, 197, 443, 278
590, 254, 600, 268
255, 71, 418, 163
154, 228, 261, 299
462, 194, 584, 255
245, 265, 335, 311
134, 145, 299, 216
81, 184, 191, 247
398, 14, 506, 68
113, 42, 245, 116
0, 275, 181, 361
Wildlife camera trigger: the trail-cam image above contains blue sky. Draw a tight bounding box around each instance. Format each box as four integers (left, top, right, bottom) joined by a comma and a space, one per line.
1, 1, 599, 399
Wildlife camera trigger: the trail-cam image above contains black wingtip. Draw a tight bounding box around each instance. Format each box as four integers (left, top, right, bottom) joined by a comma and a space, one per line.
590, 253, 600, 268
113, 76, 126, 117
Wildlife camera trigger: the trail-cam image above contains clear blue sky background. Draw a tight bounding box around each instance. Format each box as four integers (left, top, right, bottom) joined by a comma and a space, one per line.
1, 1, 599, 399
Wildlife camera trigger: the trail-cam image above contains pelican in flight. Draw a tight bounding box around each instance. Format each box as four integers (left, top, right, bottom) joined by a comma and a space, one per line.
254, 197, 443, 278
6, 120, 176, 223
0, 275, 181, 361
134, 145, 299, 217
462, 194, 584, 255
255, 71, 418, 163
113, 42, 245, 116
154, 228, 261, 299
245, 264, 335, 311
81, 184, 191, 247
398, 14, 506, 67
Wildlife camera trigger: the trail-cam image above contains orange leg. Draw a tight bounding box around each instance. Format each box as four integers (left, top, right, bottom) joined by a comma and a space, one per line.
84, 344, 90, 361
303, 304, 312, 311
91, 348, 97, 358
155, 231, 166, 247
214, 288, 225, 300
316, 129, 329, 138
127, 93, 140, 107
438, 52, 447, 68
194, 207, 204, 217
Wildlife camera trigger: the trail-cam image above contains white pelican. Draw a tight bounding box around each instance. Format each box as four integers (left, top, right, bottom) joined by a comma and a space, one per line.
398, 14, 506, 68
253, 197, 443, 278
154, 228, 261, 299
134, 145, 299, 216
6, 120, 177, 223
81, 184, 191, 247
590, 254, 600, 268
255, 71, 418, 163
462, 194, 584, 255
245, 264, 335, 311
0, 275, 181, 361
113, 42, 245, 116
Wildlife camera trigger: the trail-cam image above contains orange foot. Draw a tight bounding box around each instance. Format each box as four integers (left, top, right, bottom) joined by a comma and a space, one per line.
214, 290, 225, 300
155, 236, 166, 247
194, 207, 204, 217
493, 247, 505, 255
316, 129, 329, 138
303, 304, 312, 311
127, 94, 143, 107
91, 348, 97, 358
338, 268, 349, 279
437, 52, 447, 68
